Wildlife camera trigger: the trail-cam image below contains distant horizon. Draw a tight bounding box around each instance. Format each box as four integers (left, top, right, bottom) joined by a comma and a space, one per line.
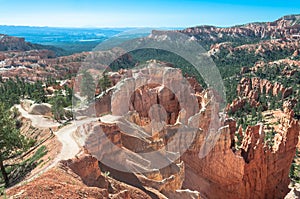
0, 13, 299, 30
0, 0, 299, 28
0, 25, 182, 29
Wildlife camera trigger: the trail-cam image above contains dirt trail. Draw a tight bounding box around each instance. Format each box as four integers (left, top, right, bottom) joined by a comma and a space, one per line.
51, 118, 98, 166
15, 104, 58, 128
11, 105, 98, 187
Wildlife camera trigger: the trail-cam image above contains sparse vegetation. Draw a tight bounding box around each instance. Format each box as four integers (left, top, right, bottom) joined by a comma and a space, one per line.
0, 102, 29, 187
103, 171, 110, 177
264, 127, 276, 148
0, 145, 48, 187
98, 72, 111, 94
0, 186, 6, 197
49, 90, 73, 122
290, 150, 300, 183
80, 70, 96, 101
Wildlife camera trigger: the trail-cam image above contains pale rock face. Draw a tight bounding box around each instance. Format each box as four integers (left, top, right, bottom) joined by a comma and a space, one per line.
20, 99, 34, 112
74, 65, 207, 198
0, 35, 31, 51
8, 153, 157, 199
74, 119, 200, 199
179, 15, 300, 63
180, 15, 300, 41
111, 65, 199, 125
293, 49, 299, 57
28, 103, 52, 115
80, 65, 299, 199
182, 107, 299, 199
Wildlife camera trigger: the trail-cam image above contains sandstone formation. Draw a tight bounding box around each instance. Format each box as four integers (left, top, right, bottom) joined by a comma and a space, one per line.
207, 39, 300, 59
129, 84, 180, 125
293, 49, 299, 57
237, 77, 293, 98
0, 34, 42, 51
73, 64, 204, 198
0, 45, 134, 82
180, 14, 300, 42
74, 120, 201, 199
176, 15, 300, 63
226, 76, 294, 113
0, 50, 87, 82
110, 63, 199, 124
253, 59, 300, 72
226, 98, 247, 113
182, 106, 299, 199
75, 64, 299, 198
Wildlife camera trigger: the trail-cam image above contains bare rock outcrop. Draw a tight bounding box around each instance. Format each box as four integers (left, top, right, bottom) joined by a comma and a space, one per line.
239, 77, 293, 98
28, 103, 52, 115
20, 99, 34, 112
182, 107, 299, 199
293, 49, 299, 57
74, 118, 201, 198
73, 65, 206, 198
111, 63, 200, 125
180, 14, 300, 43
76, 65, 299, 199
227, 77, 294, 114
0, 34, 35, 51
7, 154, 154, 199
129, 84, 180, 125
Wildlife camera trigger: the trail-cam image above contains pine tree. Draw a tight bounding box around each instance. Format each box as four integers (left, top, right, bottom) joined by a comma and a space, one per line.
98, 73, 111, 93
64, 85, 73, 107
80, 70, 96, 101
295, 99, 300, 119
50, 91, 66, 122
257, 106, 263, 121
0, 103, 27, 187
276, 91, 283, 109
251, 107, 256, 122
269, 97, 276, 110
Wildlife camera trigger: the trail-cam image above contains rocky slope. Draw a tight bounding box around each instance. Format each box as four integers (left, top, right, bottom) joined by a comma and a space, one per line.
180, 14, 300, 43
0, 47, 134, 82
75, 64, 298, 198
0, 50, 87, 81
182, 106, 299, 199
177, 15, 300, 71
226, 76, 294, 113
0, 34, 64, 55
0, 34, 33, 51
7, 154, 155, 199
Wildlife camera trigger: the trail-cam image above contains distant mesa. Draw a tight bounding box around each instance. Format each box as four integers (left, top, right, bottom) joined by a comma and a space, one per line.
0, 34, 65, 56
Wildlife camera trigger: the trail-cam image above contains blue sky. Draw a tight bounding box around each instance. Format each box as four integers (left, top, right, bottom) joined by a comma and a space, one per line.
0, 0, 299, 27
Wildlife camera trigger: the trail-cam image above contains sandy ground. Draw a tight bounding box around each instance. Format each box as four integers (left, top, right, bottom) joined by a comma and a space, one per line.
15, 105, 58, 129
8, 105, 99, 189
